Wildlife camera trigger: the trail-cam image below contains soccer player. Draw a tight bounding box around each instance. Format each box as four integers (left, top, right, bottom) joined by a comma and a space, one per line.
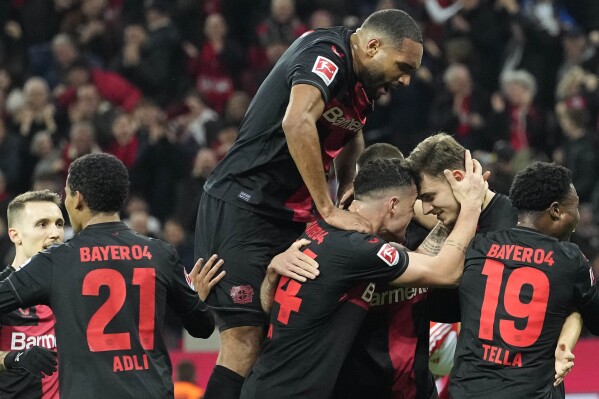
0, 153, 223, 399
240, 152, 487, 399
195, 9, 424, 398
0, 190, 64, 398
450, 162, 599, 398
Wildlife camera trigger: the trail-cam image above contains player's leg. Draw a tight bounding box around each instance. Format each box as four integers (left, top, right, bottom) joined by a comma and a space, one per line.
203, 325, 264, 399
195, 194, 303, 399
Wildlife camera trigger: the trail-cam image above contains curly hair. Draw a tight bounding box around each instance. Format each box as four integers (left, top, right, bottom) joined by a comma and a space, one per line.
361, 9, 423, 46
354, 158, 415, 200
67, 153, 130, 214
509, 162, 572, 212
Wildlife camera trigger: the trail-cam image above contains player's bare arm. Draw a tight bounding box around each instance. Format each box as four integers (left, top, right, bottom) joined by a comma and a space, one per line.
335, 130, 364, 206
390, 150, 487, 288
260, 239, 317, 313
284, 84, 371, 234
554, 311, 582, 386
189, 255, 226, 302
413, 221, 449, 256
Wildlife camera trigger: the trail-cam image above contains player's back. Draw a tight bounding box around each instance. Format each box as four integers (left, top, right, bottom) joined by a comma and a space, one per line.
19, 222, 201, 398
241, 221, 407, 399
451, 227, 594, 399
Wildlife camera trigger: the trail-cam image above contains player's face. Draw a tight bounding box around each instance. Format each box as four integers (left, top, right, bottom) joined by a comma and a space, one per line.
386, 184, 418, 242
555, 185, 580, 241
361, 38, 422, 100
14, 202, 64, 259
418, 173, 461, 230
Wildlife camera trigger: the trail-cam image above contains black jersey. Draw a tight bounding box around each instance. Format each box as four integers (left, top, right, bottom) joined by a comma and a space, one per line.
205, 27, 373, 223
240, 221, 409, 399
0, 266, 58, 399
450, 227, 599, 399
427, 193, 518, 323
333, 221, 433, 399
0, 222, 214, 399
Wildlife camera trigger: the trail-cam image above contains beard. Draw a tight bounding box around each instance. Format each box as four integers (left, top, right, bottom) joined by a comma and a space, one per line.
360, 64, 387, 100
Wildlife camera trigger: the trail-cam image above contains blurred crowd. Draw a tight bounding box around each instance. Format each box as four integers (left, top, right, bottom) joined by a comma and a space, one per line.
0, 0, 598, 294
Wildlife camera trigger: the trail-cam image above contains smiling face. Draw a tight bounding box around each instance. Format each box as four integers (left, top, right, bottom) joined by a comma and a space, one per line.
418, 172, 461, 229
360, 38, 423, 100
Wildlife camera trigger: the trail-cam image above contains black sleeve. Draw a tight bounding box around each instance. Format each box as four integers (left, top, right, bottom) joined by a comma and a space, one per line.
4, 254, 53, 309
347, 234, 409, 284
573, 255, 599, 335
426, 288, 461, 323
288, 41, 346, 104
0, 280, 22, 315
164, 244, 215, 338
0, 266, 14, 281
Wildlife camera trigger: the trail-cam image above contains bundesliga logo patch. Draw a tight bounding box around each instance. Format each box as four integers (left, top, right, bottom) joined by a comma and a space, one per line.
377, 244, 400, 266
312, 56, 338, 86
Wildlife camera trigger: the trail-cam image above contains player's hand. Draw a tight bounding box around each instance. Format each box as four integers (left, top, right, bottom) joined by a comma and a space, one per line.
267, 239, 319, 283
190, 255, 226, 302
4, 346, 57, 377
337, 186, 354, 209
554, 342, 575, 386
323, 207, 372, 234
444, 150, 488, 209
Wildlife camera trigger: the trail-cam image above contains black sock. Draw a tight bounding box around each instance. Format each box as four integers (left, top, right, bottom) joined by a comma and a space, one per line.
203, 365, 245, 399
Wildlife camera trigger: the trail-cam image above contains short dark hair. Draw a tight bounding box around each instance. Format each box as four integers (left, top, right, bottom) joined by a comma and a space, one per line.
67, 153, 130, 214
361, 9, 423, 46
357, 143, 404, 170
354, 158, 415, 200
509, 162, 573, 212
7, 190, 62, 228
406, 133, 465, 186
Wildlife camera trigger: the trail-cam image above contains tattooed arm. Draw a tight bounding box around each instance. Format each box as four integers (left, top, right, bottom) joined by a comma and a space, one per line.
414, 221, 449, 256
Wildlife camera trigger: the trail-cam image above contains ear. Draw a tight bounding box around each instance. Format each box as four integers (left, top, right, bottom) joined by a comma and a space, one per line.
366, 38, 380, 57
8, 228, 21, 245
74, 191, 86, 211
451, 170, 465, 182
548, 202, 560, 220
388, 196, 399, 214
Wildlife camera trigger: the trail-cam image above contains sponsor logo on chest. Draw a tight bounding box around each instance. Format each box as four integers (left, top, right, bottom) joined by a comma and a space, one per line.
321, 106, 364, 132
11, 332, 56, 350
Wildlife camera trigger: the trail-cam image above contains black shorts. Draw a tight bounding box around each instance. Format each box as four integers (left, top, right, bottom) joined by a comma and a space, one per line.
195, 193, 305, 331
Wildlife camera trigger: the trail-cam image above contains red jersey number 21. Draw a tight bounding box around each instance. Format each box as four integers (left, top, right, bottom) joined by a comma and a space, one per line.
83, 268, 156, 352
478, 259, 550, 347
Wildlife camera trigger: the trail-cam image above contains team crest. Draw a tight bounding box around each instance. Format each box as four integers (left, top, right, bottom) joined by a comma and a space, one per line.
312, 56, 338, 86
230, 285, 254, 304
377, 244, 400, 266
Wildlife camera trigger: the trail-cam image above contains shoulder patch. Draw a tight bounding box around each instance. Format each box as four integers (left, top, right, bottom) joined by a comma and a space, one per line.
312, 56, 339, 86
377, 243, 400, 267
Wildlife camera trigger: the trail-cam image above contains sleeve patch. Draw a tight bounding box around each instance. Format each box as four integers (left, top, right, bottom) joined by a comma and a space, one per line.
311, 56, 339, 86
377, 244, 400, 267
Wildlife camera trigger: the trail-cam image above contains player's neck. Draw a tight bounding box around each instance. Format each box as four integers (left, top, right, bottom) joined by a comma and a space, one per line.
11, 251, 28, 270
349, 33, 361, 80
481, 189, 496, 212
84, 213, 121, 229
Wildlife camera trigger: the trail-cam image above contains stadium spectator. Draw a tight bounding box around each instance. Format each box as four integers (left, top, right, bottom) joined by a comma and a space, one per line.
174, 360, 205, 399
106, 113, 140, 169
